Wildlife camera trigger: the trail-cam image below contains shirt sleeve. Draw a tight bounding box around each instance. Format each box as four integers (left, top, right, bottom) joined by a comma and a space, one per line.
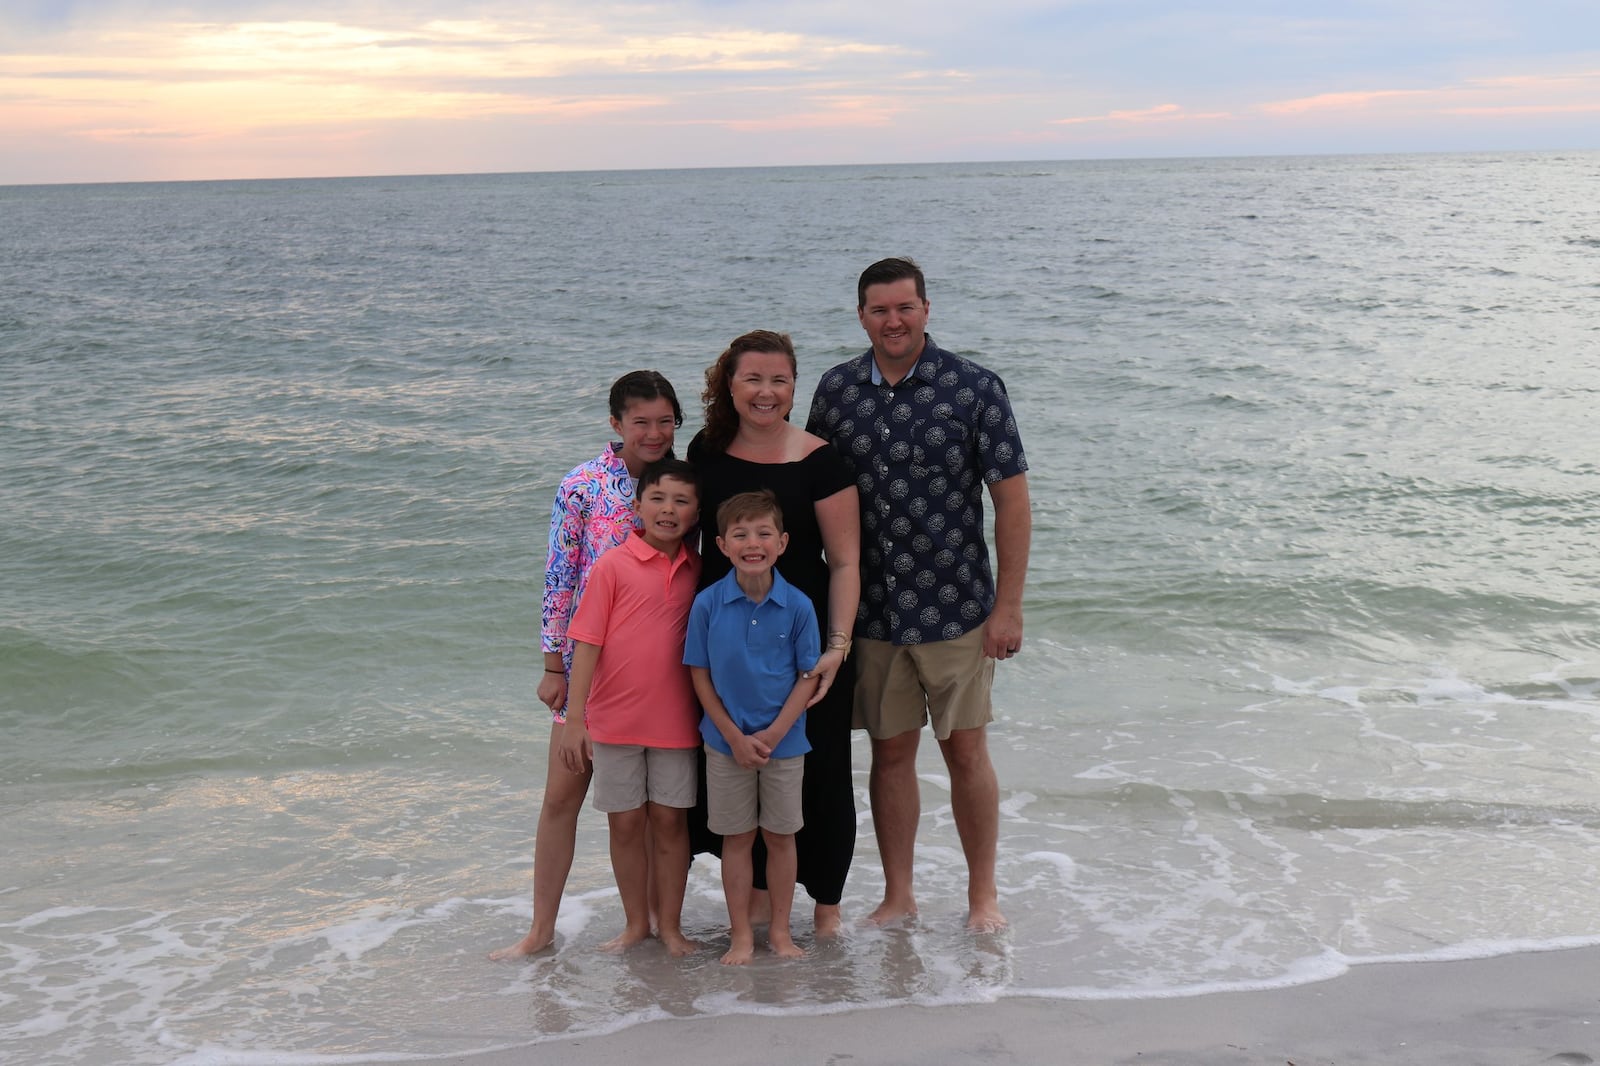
541, 473, 588, 653
807, 440, 857, 501
566, 547, 614, 647
793, 597, 821, 674
975, 370, 1029, 483
683, 593, 712, 668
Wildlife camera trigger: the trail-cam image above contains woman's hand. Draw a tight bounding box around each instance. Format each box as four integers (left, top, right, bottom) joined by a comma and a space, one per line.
804, 647, 846, 707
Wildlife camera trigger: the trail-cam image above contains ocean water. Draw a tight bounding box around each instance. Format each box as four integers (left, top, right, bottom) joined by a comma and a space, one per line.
3, 151, 1599, 1064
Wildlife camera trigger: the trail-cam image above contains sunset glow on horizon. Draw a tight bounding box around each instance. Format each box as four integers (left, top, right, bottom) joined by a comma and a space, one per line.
4, 2, 1597, 185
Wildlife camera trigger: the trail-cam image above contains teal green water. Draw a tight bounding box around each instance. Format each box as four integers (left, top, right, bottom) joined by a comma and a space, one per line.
3, 153, 1599, 1063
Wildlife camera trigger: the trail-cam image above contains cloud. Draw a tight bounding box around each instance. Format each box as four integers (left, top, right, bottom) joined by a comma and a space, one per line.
1259, 89, 1434, 116
1052, 103, 1232, 126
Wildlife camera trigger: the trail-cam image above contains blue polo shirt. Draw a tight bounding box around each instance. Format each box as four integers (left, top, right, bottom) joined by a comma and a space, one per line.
806, 337, 1029, 646
683, 568, 819, 759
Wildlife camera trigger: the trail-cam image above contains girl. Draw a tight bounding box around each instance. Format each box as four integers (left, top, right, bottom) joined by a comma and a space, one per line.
491, 369, 684, 957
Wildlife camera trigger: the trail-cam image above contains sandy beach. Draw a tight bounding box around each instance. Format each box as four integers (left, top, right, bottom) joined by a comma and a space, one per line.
443, 945, 1598, 1066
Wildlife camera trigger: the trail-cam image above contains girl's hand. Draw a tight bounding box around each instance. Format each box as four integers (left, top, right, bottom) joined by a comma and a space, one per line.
537, 670, 568, 712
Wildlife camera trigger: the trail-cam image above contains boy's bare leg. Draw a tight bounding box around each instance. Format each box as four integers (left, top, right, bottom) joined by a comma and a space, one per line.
718, 829, 757, 965
762, 830, 803, 959
647, 802, 697, 956
867, 729, 922, 924
938, 726, 1008, 933
747, 887, 772, 926
599, 807, 652, 952
490, 725, 592, 959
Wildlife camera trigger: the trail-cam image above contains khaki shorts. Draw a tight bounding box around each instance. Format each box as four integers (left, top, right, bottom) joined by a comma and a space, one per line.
853, 625, 994, 740
704, 746, 804, 835
590, 744, 698, 813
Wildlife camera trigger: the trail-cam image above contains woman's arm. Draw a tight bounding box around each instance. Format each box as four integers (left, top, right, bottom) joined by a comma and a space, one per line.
808, 483, 861, 707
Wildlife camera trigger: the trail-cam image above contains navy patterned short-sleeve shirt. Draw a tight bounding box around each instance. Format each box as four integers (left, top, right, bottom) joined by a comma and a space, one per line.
805, 338, 1028, 646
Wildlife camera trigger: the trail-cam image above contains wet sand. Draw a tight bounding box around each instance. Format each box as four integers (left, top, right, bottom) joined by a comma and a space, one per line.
442, 943, 1600, 1065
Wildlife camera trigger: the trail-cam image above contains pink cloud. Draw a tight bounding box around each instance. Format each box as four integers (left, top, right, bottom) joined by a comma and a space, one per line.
1052, 103, 1230, 126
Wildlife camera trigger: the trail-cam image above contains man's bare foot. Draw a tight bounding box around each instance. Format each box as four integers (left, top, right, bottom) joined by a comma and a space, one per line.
488, 927, 555, 960
813, 903, 843, 938
659, 929, 699, 957
720, 930, 755, 966
597, 925, 651, 953
747, 889, 772, 927
768, 929, 805, 959
866, 896, 918, 926
966, 900, 1008, 933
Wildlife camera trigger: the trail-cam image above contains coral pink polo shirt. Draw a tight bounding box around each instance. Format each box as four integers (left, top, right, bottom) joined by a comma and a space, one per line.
567, 532, 701, 748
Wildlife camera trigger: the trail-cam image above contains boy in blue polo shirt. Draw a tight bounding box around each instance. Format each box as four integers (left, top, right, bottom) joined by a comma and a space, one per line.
684, 490, 820, 965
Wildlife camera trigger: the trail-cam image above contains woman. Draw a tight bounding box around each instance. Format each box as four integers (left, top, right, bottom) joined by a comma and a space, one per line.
491, 369, 684, 958
687, 330, 860, 936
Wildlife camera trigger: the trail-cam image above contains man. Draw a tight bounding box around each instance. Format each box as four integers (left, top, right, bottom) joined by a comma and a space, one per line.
806, 256, 1031, 933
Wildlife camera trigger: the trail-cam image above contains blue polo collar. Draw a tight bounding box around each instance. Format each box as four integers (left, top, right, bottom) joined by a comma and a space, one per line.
715, 565, 796, 607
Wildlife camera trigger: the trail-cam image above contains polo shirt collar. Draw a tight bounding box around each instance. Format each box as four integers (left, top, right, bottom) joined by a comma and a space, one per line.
866, 336, 943, 387
624, 530, 692, 566
715, 565, 794, 607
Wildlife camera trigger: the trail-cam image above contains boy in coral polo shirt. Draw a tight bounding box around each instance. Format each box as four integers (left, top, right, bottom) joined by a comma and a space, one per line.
560, 459, 702, 956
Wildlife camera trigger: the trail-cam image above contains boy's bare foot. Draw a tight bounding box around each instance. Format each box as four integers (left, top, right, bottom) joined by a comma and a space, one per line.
659, 929, 699, 957
767, 929, 805, 959
487, 928, 555, 960
966, 901, 1008, 933
597, 925, 651, 953
720, 930, 755, 966
866, 894, 918, 926
813, 903, 843, 938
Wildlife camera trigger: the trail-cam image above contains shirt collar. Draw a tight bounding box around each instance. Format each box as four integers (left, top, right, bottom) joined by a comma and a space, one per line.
716, 565, 793, 606
865, 336, 942, 387
624, 530, 693, 566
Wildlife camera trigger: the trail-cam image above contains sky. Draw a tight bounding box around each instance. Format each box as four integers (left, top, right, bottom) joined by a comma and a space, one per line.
3, 1, 1599, 184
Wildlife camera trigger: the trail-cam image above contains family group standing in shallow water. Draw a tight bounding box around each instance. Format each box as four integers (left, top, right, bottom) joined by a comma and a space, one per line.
491, 257, 1032, 965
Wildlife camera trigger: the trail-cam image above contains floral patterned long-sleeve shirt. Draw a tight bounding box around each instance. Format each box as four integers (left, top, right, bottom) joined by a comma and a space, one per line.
542, 443, 640, 672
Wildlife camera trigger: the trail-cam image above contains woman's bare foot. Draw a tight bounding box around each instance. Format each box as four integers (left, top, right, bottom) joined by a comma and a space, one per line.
813, 903, 843, 938
488, 927, 556, 960
720, 929, 755, 966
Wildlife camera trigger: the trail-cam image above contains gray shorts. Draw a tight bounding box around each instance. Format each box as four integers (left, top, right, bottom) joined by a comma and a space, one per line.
590, 743, 698, 813
704, 746, 804, 835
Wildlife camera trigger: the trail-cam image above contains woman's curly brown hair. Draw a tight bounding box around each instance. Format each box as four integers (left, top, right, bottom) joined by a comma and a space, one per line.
699, 329, 798, 454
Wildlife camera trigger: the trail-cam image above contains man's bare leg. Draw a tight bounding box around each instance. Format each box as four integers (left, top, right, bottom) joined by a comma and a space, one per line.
489, 726, 592, 959
867, 729, 922, 924
938, 725, 1007, 932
